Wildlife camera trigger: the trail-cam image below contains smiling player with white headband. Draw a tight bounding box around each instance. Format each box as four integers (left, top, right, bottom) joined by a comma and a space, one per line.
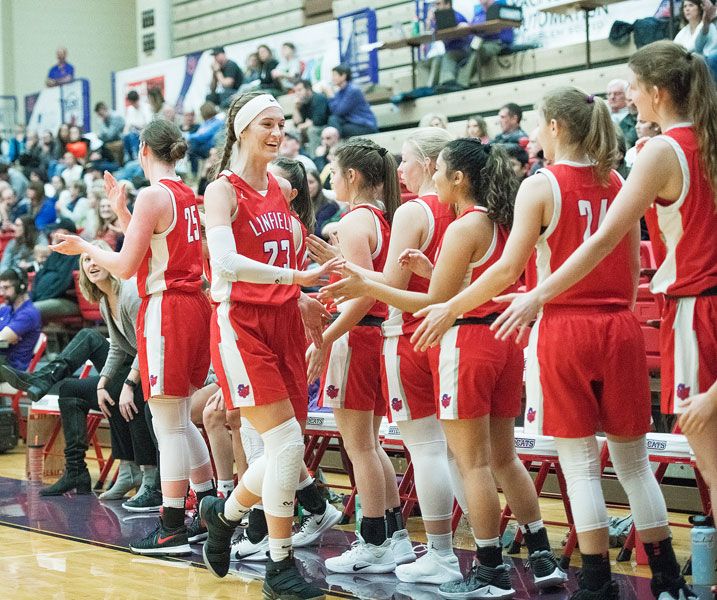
198, 91, 337, 600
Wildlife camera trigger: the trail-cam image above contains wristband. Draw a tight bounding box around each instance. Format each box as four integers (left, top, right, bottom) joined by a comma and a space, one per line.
124, 379, 138, 389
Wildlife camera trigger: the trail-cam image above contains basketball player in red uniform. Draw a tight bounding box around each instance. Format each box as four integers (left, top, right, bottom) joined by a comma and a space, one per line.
323, 140, 565, 598
302, 138, 412, 574
412, 84, 695, 600
51, 119, 214, 555
195, 92, 335, 600
488, 42, 717, 599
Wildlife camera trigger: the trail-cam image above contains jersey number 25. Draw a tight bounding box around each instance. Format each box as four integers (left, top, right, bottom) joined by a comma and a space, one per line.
184, 206, 200, 243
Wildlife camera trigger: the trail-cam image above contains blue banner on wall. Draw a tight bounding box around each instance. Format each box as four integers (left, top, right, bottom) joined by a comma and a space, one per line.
337, 8, 379, 85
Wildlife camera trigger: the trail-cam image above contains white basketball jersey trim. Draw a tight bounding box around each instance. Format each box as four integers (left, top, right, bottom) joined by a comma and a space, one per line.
216, 302, 256, 408
672, 297, 700, 414
322, 331, 352, 409
534, 169, 562, 285
437, 326, 461, 420
144, 293, 166, 397
382, 336, 411, 421
523, 314, 545, 434
649, 136, 691, 295
143, 182, 178, 295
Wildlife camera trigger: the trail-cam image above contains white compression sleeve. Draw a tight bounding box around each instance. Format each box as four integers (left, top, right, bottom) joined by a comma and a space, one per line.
207, 225, 294, 284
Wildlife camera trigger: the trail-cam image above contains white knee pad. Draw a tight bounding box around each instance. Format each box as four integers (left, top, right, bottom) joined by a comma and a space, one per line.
608, 438, 669, 531
240, 416, 265, 465
554, 437, 610, 533
446, 449, 469, 516
261, 418, 304, 518
149, 398, 191, 482
399, 416, 455, 521
186, 421, 211, 470
241, 454, 267, 497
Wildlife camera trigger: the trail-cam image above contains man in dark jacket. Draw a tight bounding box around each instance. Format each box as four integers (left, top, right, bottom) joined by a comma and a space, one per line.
31, 217, 79, 322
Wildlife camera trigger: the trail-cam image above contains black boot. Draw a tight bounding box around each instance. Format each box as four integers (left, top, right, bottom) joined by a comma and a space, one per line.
1, 359, 73, 402
40, 398, 92, 496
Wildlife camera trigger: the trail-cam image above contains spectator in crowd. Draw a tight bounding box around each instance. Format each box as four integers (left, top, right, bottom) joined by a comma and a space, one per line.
0, 216, 42, 272
492, 102, 527, 143
46, 47, 74, 88
7, 125, 26, 164
272, 42, 303, 92
147, 87, 175, 122
187, 101, 223, 176
526, 126, 546, 175
306, 168, 341, 238
53, 124, 71, 161
60, 152, 83, 187
207, 47, 243, 108
279, 131, 318, 172
292, 79, 331, 155
92, 194, 123, 251
65, 125, 89, 162
18, 132, 44, 172
324, 65, 378, 138
122, 91, 149, 161
695, 0, 717, 79
39, 131, 57, 171
0, 186, 18, 225
239, 52, 261, 91
257, 44, 280, 93
675, 0, 706, 49
465, 115, 490, 142
57, 180, 90, 231
470, 0, 516, 85
180, 110, 199, 135
0, 163, 29, 199
614, 128, 629, 180
313, 126, 341, 173
30, 217, 80, 322
619, 91, 639, 149
625, 119, 661, 168
424, 0, 473, 88
50, 175, 70, 205
0, 269, 41, 372
418, 112, 449, 128
503, 142, 530, 180
606, 79, 629, 124
27, 181, 57, 231
95, 102, 125, 145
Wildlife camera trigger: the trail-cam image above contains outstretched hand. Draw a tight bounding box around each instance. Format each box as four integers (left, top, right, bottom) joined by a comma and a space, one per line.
294, 257, 343, 288
398, 248, 433, 279
49, 233, 87, 256
490, 290, 541, 343
318, 262, 368, 304
306, 233, 342, 265
104, 170, 128, 216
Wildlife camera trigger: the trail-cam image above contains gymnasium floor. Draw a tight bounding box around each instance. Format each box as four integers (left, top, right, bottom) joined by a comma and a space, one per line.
0, 443, 711, 600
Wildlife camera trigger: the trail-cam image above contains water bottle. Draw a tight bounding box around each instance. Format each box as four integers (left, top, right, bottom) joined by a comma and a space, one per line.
354, 494, 362, 535
690, 515, 717, 586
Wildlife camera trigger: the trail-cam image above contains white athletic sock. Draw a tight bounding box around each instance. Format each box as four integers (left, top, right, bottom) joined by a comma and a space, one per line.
520, 519, 545, 534
217, 479, 235, 497
296, 476, 313, 491
269, 536, 292, 562
224, 491, 252, 522
427, 532, 455, 556
190, 479, 214, 493
163, 496, 185, 509
475, 536, 501, 548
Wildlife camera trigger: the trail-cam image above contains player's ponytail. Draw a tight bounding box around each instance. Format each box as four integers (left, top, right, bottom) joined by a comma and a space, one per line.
629, 40, 717, 208
334, 138, 400, 223
540, 86, 617, 187
212, 91, 265, 180
272, 157, 316, 232
441, 138, 517, 227
141, 119, 187, 164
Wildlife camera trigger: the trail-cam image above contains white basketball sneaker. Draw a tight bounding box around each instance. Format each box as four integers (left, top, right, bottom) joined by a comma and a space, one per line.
395, 545, 462, 585
231, 533, 269, 562
325, 534, 397, 574
390, 529, 417, 565
292, 502, 343, 547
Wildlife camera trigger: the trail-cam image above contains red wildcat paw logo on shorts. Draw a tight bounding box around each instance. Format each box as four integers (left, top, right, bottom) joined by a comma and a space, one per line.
676, 384, 691, 401
526, 407, 536, 423
391, 397, 403, 412
237, 384, 251, 398
326, 385, 339, 399
149, 374, 158, 387
440, 394, 451, 408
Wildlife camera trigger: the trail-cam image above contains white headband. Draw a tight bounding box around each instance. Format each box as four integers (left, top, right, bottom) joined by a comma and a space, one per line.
229, 94, 283, 171
233, 94, 282, 137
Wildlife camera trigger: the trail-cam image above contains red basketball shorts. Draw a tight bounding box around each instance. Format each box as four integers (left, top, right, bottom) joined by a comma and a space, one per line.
660, 294, 717, 414
524, 305, 651, 438
427, 323, 523, 420
381, 334, 435, 422
319, 324, 386, 415
137, 290, 211, 399
211, 299, 308, 422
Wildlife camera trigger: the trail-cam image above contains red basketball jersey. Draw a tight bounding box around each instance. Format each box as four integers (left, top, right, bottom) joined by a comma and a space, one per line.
644, 125, 717, 296
444, 206, 518, 319
383, 195, 455, 336
211, 170, 298, 306
535, 164, 633, 307
136, 178, 203, 297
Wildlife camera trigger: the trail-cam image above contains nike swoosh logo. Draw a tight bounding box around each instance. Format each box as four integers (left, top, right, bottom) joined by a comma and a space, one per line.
315, 516, 325, 526
352, 564, 372, 571
157, 534, 176, 544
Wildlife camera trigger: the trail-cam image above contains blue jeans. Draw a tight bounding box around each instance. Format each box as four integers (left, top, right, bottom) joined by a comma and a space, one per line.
123, 132, 141, 161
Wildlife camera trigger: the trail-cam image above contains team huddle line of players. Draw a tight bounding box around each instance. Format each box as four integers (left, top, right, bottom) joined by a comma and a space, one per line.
49, 41, 717, 600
